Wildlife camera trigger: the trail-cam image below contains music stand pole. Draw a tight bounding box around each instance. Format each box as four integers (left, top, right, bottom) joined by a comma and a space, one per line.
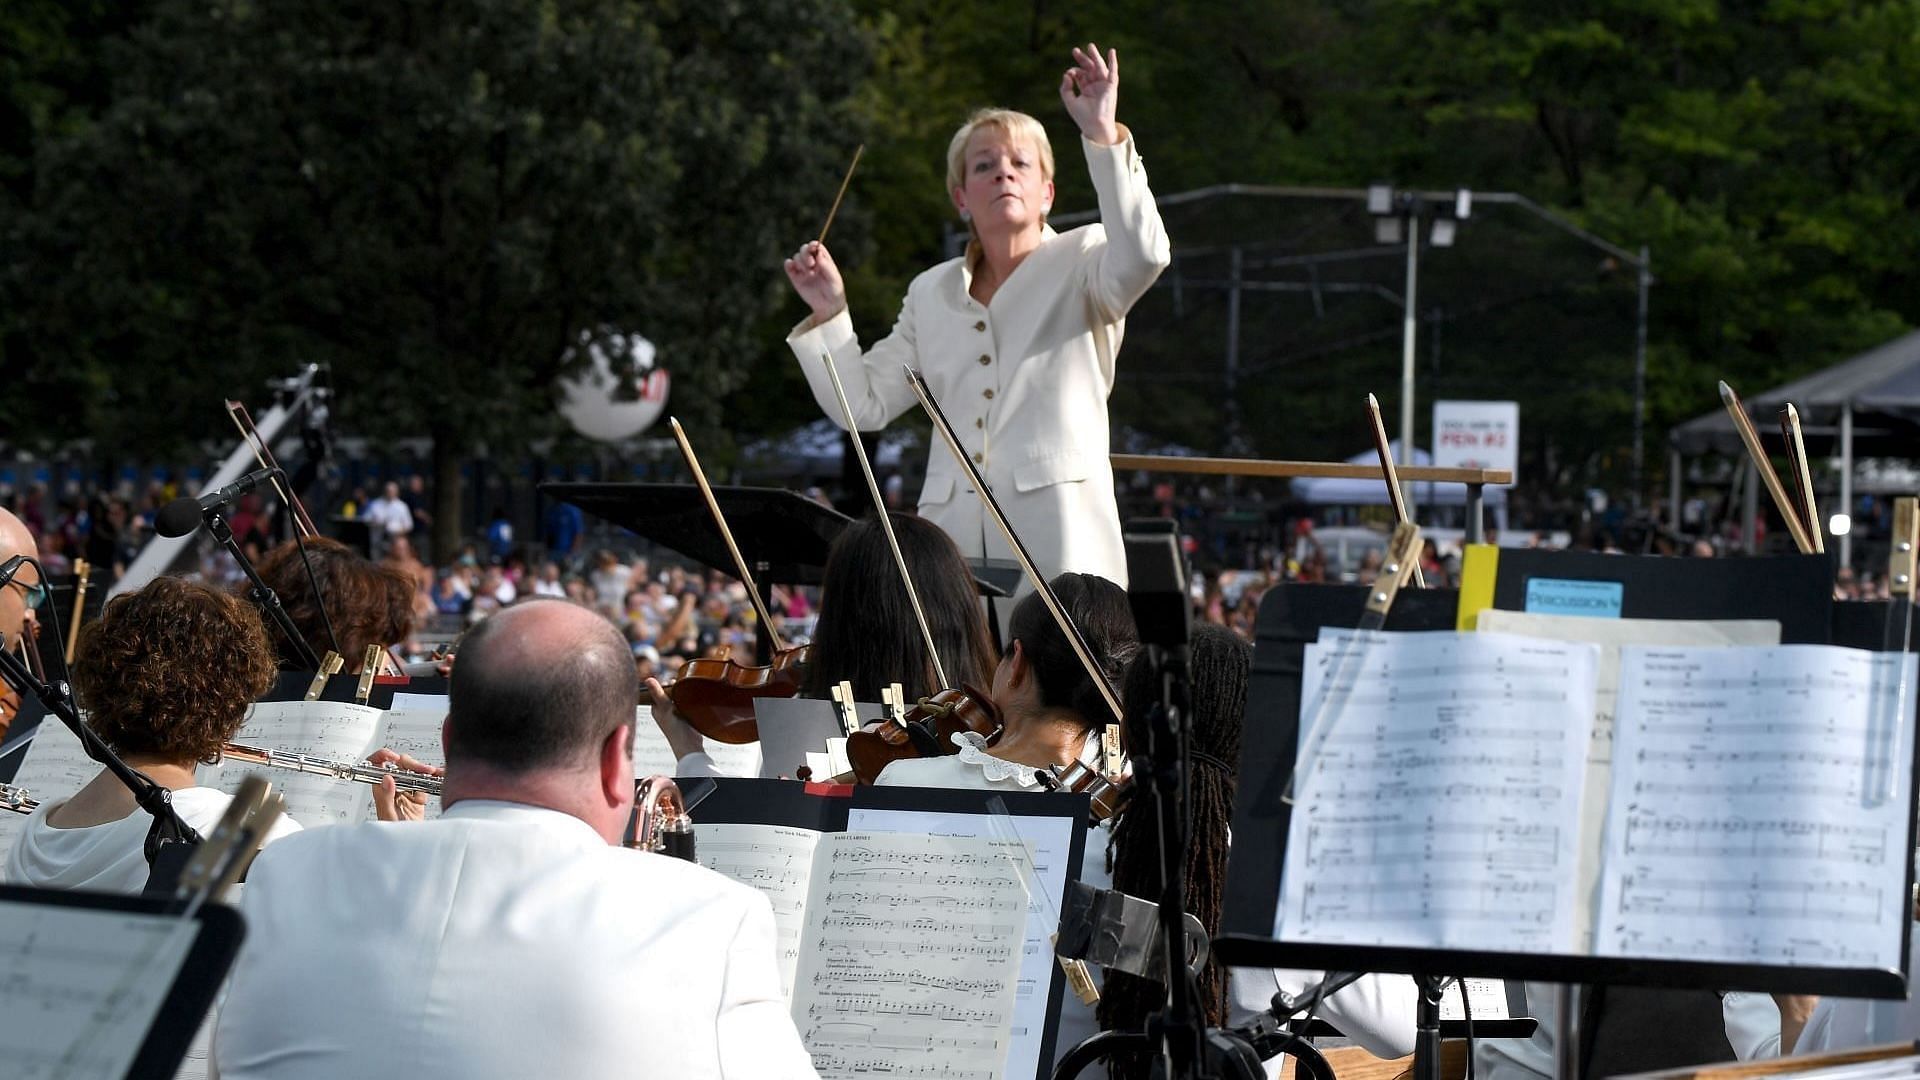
1413, 976, 1447, 1080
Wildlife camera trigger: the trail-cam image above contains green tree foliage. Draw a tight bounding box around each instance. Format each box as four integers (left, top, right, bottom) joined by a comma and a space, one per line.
4, 0, 866, 550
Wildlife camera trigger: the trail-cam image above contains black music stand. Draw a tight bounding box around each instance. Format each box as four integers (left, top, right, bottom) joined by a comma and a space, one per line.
1217, 555, 1911, 1080
0, 884, 246, 1080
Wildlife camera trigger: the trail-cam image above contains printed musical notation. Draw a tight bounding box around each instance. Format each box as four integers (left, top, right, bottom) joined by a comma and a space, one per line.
792, 832, 1024, 1080
695, 823, 821, 1000
0, 900, 198, 1080
0, 719, 101, 867
208, 699, 388, 825
1595, 645, 1916, 970
634, 706, 760, 778
1278, 630, 1598, 953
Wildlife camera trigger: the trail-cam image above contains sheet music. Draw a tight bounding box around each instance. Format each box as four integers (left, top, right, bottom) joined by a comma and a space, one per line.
1474, 611, 1780, 948
790, 832, 1025, 1080
0, 719, 105, 869
0, 899, 198, 1079
847, 807, 1079, 1080
1597, 645, 1917, 970
695, 822, 824, 999
634, 706, 762, 778
207, 699, 386, 826
1277, 630, 1598, 953
378, 707, 446, 769
1439, 978, 1512, 1021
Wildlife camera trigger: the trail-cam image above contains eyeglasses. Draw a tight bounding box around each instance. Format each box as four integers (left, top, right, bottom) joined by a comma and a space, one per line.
6, 580, 46, 611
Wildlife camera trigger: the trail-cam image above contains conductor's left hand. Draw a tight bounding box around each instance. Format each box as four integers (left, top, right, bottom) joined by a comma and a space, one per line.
1060, 43, 1121, 146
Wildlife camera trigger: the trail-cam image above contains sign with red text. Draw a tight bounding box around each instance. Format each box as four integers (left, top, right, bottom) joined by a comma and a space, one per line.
1432, 400, 1518, 483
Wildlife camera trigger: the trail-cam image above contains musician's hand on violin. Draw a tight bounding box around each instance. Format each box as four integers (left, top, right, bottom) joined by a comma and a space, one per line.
367, 748, 441, 823
645, 677, 706, 760
783, 240, 846, 325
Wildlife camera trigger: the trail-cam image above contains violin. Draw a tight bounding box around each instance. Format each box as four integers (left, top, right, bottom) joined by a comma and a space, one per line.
847, 683, 1001, 784
662, 416, 812, 746
1040, 759, 1130, 823
666, 643, 812, 745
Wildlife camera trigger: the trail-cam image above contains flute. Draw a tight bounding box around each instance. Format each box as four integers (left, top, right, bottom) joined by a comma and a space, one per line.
1, 782, 36, 816
221, 743, 444, 796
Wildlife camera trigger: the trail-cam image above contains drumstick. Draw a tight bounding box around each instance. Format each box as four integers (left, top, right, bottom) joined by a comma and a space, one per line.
816, 143, 864, 245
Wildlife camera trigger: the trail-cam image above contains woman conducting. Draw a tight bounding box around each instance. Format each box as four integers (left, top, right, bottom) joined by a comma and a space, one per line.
783, 43, 1170, 589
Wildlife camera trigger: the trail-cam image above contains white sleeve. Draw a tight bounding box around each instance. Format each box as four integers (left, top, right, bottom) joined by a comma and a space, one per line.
786, 297, 920, 433
1230, 969, 1419, 1063
1723, 991, 1783, 1059
675, 752, 723, 779
1080, 131, 1171, 324
716, 891, 819, 1079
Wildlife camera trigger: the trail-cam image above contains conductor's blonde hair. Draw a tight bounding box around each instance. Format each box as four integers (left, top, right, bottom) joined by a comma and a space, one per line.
944, 108, 1056, 198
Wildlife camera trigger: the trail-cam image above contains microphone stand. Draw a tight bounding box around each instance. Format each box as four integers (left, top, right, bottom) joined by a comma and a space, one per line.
0, 633, 201, 866
206, 507, 321, 671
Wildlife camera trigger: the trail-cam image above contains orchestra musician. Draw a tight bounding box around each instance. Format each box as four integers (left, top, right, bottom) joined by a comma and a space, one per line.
3, 577, 304, 892
0, 507, 44, 734
250, 535, 415, 673
649, 511, 999, 772
871, 572, 1136, 1071
214, 598, 817, 1080
1101, 624, 1417, 1078
783, 42, 1170, 590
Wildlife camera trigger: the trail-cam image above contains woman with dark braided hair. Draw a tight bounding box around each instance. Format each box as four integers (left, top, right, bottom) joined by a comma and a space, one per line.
1099, 623, 1416, 1079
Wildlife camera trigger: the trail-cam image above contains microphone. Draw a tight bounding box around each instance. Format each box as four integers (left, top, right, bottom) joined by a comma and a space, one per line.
155, 467, 281, 538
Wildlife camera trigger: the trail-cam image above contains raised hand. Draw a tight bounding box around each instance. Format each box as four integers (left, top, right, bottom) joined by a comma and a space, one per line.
783, 240, 847, 325
1059, 43, 1121, 146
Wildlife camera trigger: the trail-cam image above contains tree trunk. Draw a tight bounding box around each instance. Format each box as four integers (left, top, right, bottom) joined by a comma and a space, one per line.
432, 428, 463, 564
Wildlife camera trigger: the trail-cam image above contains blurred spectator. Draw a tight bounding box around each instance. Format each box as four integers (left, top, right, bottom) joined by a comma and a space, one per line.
532, 561, 566, 598
363, 482, 414, 546
485, 506, 513, 563
543, 498, 586, 564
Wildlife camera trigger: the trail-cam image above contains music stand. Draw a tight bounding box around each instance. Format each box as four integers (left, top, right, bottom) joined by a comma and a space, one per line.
0, 884, 246, 1080
1217, 556, 1912, 1080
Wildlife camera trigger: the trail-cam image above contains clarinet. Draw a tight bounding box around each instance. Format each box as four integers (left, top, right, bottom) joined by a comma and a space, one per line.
221, 742, 443, 796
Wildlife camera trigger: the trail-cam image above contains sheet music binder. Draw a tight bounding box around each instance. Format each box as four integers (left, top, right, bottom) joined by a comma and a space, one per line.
0, 884, 245, 1080
1217, 565, 1917, 1000
692, 778, 1091, 1078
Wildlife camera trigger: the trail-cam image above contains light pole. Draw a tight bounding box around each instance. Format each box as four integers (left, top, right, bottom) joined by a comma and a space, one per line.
1367, 185, 1471, 471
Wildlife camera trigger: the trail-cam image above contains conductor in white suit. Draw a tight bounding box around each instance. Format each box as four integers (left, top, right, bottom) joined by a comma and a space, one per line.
785, 42, 1170, 589
213, 599, 817, 1080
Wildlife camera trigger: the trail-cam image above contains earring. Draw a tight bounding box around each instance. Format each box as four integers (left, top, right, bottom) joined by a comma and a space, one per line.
960, 209, 972, 223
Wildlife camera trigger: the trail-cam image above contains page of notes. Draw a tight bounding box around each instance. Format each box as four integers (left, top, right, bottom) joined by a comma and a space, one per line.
790, 832, 1025, 1080
1277, 630, 1598, 953
1597, 646, 1918, 971
1474, 611, 1780, 948
695, 822, 823, 999
634, 706, 761, 779
206, 700, 387, 826
0, 720, 102, 870
847, 807, 1079, 1080
0, 899, 199, 1080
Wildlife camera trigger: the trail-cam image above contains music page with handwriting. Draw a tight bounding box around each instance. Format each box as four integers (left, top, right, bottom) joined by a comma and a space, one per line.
1597, 646, 1917, 970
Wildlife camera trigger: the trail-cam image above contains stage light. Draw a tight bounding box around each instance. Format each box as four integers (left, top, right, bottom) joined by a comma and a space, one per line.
1829, 513, 1852, 537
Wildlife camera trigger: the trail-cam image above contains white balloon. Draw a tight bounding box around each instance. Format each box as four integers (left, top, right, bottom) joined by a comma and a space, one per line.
557, 330, 670, 442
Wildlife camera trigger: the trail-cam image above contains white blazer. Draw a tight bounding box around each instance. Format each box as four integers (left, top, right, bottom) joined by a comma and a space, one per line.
788, 133, 1171, 589
214, 799, 817, 1080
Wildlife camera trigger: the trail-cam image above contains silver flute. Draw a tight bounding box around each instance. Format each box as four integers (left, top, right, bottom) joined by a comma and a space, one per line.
221, 742, 443, 796
1, 782, 35, 815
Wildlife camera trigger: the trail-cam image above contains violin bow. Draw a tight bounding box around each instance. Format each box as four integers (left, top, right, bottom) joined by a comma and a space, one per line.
1777, 403, 1824, 554
666, 418, 788, 653
819, 353, 950, 691
226, 399, 318, 538
1717, 381, 1814, 554
1365, 393, 1425, 587
903, 366, 1125, 725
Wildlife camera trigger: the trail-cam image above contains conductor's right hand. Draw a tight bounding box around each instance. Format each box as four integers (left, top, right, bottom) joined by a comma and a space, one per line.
784, 240, 846, 326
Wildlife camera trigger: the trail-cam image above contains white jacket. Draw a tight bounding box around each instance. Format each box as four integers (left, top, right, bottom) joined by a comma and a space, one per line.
788, 133, 1171, 589
214, 799, 817, 1080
